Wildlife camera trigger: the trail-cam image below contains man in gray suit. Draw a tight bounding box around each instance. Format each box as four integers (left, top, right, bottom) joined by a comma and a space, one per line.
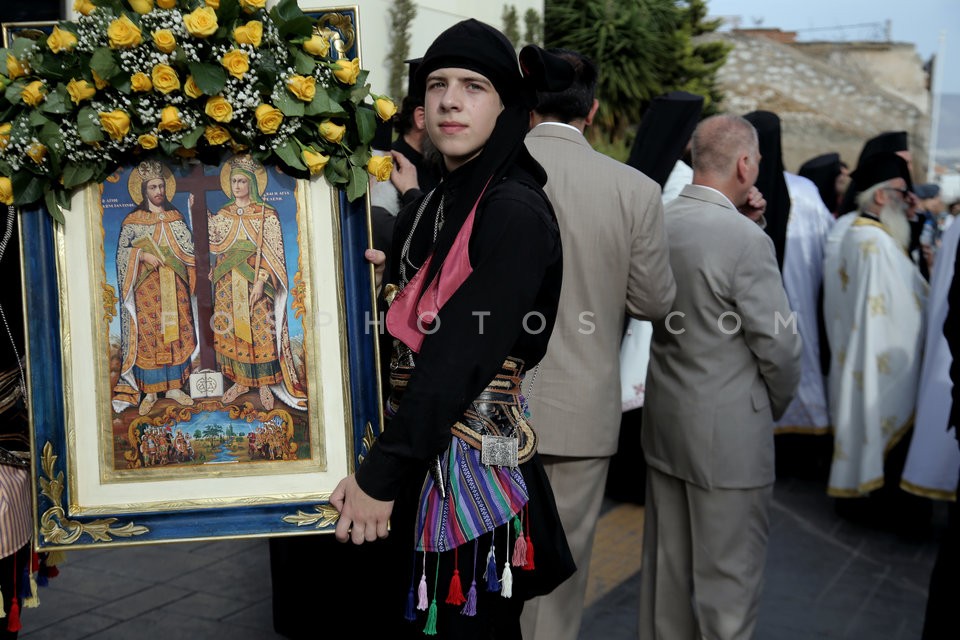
640, 114, 802, 640
520, 50, 676, 640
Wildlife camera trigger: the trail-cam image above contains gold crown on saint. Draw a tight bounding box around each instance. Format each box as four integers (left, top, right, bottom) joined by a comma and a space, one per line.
229, 154, 260, 174
137, 160, 165, 182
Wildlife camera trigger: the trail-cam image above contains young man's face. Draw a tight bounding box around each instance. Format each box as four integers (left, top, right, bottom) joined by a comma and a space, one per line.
424, 68, 503, 171
146, 179, 166, 207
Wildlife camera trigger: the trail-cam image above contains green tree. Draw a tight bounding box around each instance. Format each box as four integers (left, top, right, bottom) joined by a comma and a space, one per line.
524, 8, 543, 46
386, 0, 417, 100
545, 0, 730, 146
502, 5, 521, 48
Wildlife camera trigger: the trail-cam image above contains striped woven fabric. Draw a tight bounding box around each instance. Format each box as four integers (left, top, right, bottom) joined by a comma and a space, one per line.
416, 436, 528, 552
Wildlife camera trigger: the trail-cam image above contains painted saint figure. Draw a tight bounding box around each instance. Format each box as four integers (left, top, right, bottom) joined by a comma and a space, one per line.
209, 155, 306, 410
112, 161, 198, 416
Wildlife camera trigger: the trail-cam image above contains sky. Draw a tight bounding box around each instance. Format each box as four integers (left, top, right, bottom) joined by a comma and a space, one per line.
706, 0, 960, 95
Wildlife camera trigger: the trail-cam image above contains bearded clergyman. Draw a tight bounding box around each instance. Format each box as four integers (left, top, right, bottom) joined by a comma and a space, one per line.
823, 151, 929, 497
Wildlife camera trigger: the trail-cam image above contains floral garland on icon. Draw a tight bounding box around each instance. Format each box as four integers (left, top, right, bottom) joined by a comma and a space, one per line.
0, 0, 396, 221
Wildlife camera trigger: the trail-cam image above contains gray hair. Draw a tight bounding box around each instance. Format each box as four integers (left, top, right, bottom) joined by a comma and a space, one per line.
691, 114, 759, 176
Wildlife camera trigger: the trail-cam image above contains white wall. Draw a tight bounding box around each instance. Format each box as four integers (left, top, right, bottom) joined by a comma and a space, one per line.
299, 1, 544, 96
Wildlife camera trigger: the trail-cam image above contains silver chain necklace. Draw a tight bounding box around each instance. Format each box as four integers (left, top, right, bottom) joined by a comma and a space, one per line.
399, 188, 444, 287
0, 204, 26, 409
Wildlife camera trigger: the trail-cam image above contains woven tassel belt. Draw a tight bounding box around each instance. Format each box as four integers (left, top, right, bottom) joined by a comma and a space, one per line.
388, 355, 538, 466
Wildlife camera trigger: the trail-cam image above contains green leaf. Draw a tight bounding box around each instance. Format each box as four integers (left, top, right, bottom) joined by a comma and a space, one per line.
76, 106, 104, 143
274, 138, 307, 170
270, 0, 305, 25
43, 188, 65, 225
347, 165, 367, 201
180, 126, 204, 149
217, 0, 241, 24
187, 61, 226, 95
159, 139, 179, 157
28, 109, 51, 128
304, 87, 345, 116
4, 80, 25, 105
39, 85, 70, 115
11, 38, 37, 59
291, 48, 316, 76
12, 171, 45, 207
274, 89, 305, 117
62, 161, 96, 189
326, 156, 348, 183
90, 47, 120, 81
355, 106, 376, 145
278, 16, 313, 39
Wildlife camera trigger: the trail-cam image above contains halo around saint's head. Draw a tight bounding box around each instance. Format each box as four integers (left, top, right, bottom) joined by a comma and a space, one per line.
128, 160, 176, 205
220, 154, 269, 198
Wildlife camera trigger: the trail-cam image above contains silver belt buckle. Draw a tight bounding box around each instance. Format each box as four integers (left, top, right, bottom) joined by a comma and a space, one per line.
481, 435, 518, 468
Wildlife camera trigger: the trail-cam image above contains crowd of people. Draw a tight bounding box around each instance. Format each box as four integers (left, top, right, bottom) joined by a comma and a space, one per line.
2, 15, 958, 640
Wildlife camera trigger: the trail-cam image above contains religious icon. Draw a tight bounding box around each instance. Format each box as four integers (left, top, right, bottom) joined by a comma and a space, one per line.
101, 156, 312, 475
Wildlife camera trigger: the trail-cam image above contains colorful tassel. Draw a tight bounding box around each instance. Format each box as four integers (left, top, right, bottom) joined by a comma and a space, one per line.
0, 586, 6, 618
461, 540, 478, 617
45, 566, 59, 578
524, 505, 535, 570
24, 574, 39, 608
484, 541, 500, 592
405, 585, 417, 621
512, 515, 527, 566
417, 554, 429, 611
501, 561, 513, 598
445, 548, 466, 605
30, 553, 39, 574
423, 549, 440, 635
6, 598, 20, 632
44, 551, 66, 566
37, 570, 48, 588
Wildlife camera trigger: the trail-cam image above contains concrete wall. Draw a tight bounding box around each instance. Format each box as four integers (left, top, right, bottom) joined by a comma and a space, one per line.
707, 32, 930, 180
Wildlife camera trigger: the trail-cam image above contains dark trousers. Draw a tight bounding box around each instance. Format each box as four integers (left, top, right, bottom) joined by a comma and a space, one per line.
922, 465, 960, 639
0, 543, 28, 640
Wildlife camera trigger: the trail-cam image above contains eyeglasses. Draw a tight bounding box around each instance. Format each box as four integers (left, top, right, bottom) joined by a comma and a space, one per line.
883, 187, 909, 198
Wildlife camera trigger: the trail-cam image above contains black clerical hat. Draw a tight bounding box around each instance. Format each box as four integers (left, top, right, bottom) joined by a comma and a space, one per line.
850, 152, 913, 192
857, 131, 908, 166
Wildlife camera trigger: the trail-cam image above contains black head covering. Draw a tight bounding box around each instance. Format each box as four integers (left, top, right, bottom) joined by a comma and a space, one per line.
839, 131, 909, 214
626, 91, 704, 188
405, 57, 422, 98
850, 151, 913, 194
744, 110, 790, 271
405, 19, 573, 289
799, 152, 843, 214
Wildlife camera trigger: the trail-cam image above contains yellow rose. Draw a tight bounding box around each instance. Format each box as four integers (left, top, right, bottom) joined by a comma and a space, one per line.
73, 0, 96, 16
183, 75, 203, 99
204, 125, 231, 145
21, 81, 45, 107
5, 54, 27, 80
204, 96, 233, 123
66, 78, 96, 105
239, 0, 266, 12
374, 97, 397, 121
220, 50, 249, 80
131, 72, 153, 92
129, 0, 154, 14
153, 30, 177, 54
157, 0, 176, 8
318, 120, 345, 144
183, 7, 218, 38
286, 75, 315, 102
151, 64, 180, 94
302, 148, 330, 176
158, 105, 183, 132
367, 155, 393, 182
302, 34, 330, 57
204, 0, 220, 8
92, 70, 108, 90
0, 123, 10, 150
107, 14, 143, 48
47, 26, 78, 54
138, 133, 158, 149
0, 177, 12, 205
254, 104, 283, 134
233, 21, 263, 47
99, 110, 131, 140
332, 58, 360, 85
26, 142, 47, 164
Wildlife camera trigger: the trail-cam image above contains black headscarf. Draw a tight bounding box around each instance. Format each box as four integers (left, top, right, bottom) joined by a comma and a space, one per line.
838, 130, 909, 215
799, 152, 843, 215
406, 19, 573, 290
744, 110, 790, 271
626, 91, 704, 188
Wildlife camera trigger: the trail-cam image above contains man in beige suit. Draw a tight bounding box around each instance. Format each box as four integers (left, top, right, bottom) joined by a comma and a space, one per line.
640, 114, 802, 640
520, 49, 676, 640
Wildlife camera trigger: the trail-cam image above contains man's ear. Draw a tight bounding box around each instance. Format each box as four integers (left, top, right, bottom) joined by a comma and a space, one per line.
736, 155, 749, 183
413, 105, 426, 131
584, 99, 600, 126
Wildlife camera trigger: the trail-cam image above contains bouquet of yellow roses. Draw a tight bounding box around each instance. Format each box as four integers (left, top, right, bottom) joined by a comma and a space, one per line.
0, 0, 395, 221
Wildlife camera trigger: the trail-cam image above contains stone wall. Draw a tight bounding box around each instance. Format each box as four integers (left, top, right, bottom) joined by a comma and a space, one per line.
705, 32, 930, 179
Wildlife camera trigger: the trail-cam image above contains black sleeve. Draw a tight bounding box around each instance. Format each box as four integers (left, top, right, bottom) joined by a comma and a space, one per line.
355, 190, 560, 500
946, 241, 960, 438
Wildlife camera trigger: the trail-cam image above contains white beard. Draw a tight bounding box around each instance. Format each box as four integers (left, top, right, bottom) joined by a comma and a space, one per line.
878, 201, 911, 251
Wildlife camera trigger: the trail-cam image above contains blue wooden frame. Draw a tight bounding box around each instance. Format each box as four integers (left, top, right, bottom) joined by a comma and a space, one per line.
20, 186, 383, 549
